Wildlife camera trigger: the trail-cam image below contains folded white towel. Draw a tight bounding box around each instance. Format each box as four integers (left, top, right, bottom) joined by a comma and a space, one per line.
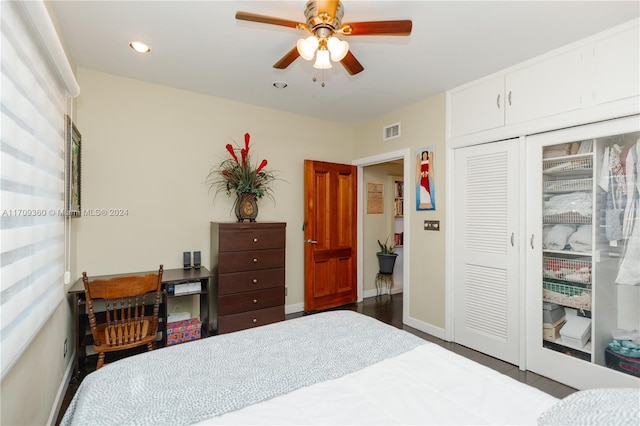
543, 224, 577, 250
569, 225, 592, 252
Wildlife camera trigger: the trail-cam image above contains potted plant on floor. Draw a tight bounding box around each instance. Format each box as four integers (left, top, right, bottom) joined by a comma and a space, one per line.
377, 236, 398, 274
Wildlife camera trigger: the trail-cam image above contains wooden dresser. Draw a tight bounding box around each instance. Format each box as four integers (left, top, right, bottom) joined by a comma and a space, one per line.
210, 222, 286, 334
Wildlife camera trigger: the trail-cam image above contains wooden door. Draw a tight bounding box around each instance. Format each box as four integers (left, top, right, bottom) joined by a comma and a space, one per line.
304, 160, 357, 311
453, 139, 521, 365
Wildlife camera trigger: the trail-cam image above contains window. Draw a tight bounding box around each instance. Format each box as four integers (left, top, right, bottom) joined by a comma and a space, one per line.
1, 0, 79, 378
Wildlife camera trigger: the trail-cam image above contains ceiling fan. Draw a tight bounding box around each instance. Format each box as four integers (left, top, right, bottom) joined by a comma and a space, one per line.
235, 0, 412, 76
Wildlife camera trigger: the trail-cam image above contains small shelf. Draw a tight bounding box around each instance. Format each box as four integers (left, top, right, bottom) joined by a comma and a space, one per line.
544, 337, 592, 355
543, 280, 592, 311
542, 153, 593, 176
543, 249, 592, 256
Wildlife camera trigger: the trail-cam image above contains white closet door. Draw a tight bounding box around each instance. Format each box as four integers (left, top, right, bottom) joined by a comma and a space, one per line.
453, 139, 521, 365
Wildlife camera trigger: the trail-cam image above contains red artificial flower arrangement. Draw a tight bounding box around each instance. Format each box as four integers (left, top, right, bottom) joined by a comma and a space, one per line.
207, 133, 277, 200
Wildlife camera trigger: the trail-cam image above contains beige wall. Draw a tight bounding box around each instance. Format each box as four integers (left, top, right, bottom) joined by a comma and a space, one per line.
353, 94, 447, 329
73, 69, 354, 309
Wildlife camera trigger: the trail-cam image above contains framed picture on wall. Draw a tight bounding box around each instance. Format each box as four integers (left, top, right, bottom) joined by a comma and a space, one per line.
66, 115, 81, 217
415, 147, 435, 210
367, 182, 384, 214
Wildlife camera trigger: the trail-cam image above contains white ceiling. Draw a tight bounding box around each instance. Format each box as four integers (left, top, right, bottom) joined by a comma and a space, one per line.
51, 1, 639, 125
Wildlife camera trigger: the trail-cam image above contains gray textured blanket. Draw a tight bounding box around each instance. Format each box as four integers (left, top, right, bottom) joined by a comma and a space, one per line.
61, 310, 424, 426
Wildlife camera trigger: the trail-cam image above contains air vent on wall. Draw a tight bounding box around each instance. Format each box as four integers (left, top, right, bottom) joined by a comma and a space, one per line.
383, 122, 401, 141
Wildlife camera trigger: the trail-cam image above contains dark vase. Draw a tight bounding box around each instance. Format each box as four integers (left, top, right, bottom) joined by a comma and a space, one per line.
234, 192, 258, 222
377, 252, 398, 274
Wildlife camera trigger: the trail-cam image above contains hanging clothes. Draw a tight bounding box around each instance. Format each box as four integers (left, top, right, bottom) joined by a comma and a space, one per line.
616, 139, 640, 286
604, 143, 628, 244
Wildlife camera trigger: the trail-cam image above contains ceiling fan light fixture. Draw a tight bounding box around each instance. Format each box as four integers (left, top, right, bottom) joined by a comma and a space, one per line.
313, 49, 332, 69
327, 36, 349, 62
297, 36, 319, 61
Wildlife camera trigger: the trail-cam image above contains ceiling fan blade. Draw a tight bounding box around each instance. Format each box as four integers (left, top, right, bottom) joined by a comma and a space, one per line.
273, 46, 300, 69
340, 20, 412, 36
340, 51, 364, 75
236, 11, 304, 30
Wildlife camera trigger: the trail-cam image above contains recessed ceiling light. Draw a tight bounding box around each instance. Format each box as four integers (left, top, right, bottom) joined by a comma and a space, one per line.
273, 81, 288, 89
129, 41, 151, 54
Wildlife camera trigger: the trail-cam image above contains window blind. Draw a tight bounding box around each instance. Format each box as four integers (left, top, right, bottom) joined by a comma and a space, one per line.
1, 0, 79, 379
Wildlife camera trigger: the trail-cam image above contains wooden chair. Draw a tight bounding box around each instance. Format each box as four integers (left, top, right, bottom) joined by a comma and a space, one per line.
82, 265, 163, 369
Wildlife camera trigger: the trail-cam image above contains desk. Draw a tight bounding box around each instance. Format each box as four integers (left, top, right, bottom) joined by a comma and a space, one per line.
68, 267, 212, 380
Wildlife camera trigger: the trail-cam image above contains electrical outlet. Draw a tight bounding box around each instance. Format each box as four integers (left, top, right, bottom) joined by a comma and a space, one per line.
63, 338, 68, 358
424, 220, 440, 231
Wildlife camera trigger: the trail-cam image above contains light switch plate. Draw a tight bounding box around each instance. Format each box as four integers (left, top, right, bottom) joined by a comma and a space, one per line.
424, 220, 440, 231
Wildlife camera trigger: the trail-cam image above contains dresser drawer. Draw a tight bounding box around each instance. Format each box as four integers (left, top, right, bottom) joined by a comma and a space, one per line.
217, 306, 284, 334
219, 268, 284, 295
218, 287, 284, 316
218, 248, 284, 274
219, 227, 285, 252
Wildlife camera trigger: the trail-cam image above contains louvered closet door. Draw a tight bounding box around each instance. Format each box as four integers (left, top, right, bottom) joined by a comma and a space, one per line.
453, 139, 521, 365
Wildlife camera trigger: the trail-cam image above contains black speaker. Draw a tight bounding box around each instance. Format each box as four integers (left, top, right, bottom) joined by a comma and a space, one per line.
183, 251, 191, 270
193, 251, 201, 269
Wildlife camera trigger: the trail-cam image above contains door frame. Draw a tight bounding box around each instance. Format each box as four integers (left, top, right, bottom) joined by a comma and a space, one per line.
353, 148, 411, 325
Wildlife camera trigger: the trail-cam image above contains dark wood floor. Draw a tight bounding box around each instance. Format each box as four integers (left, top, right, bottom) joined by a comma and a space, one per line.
56, 293, 575, 425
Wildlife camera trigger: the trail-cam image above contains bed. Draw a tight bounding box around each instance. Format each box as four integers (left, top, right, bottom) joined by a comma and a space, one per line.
61, 310, 560, 425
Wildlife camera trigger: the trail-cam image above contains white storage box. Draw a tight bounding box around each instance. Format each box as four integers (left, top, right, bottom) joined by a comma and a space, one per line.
560, 316, 591, 347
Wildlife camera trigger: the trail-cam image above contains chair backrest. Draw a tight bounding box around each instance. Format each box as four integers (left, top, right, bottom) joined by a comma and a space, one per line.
82, 265, 163, 348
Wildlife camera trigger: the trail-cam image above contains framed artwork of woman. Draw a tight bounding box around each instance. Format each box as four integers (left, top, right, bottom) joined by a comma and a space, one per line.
416, 147, 435, 210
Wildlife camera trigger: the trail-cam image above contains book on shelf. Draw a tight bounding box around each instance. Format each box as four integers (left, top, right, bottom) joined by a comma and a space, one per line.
394, 199, 404, 216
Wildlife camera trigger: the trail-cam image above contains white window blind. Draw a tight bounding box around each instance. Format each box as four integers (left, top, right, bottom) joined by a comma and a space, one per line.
1, 0, 79, 379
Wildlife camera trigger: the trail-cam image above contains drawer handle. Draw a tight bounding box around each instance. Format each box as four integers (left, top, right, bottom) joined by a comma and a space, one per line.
252, 318, 257, 323
253, 258, 258, 263
253, 299, 258, 304
253, 238, 258, 243
252, 279, 258, 284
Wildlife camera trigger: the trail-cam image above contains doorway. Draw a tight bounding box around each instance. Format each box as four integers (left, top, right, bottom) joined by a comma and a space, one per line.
354, 149, 411, 325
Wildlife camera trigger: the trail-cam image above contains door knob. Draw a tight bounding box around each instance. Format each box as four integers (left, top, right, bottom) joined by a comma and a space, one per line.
306, 239, 318, 244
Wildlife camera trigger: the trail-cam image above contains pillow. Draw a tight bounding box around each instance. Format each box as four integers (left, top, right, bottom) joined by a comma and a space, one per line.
537, 388, 640, 425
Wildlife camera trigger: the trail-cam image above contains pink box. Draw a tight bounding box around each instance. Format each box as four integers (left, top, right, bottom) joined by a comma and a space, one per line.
166, 318, 201, 346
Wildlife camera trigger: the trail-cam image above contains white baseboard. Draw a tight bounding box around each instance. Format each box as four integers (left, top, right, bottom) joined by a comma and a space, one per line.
48, 349, 76, 426
285, 302, 304, 315
404, 315, 447, 341
363, 287, 403, 299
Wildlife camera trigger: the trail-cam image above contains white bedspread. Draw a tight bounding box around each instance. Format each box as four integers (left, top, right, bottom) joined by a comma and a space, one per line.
201, 343, 558, 425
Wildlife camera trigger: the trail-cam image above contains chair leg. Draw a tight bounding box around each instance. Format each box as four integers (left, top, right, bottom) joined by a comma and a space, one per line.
96, 352, 105, 370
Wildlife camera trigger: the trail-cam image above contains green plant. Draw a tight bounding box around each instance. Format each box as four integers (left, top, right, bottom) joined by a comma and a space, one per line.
377, 235, 396, 254
207, 133, 279, 200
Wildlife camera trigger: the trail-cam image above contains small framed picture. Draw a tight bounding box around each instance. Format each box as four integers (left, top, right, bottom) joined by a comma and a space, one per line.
367, 182, 384, 214
416, 147, 435, 210
66, 115, 81, 217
